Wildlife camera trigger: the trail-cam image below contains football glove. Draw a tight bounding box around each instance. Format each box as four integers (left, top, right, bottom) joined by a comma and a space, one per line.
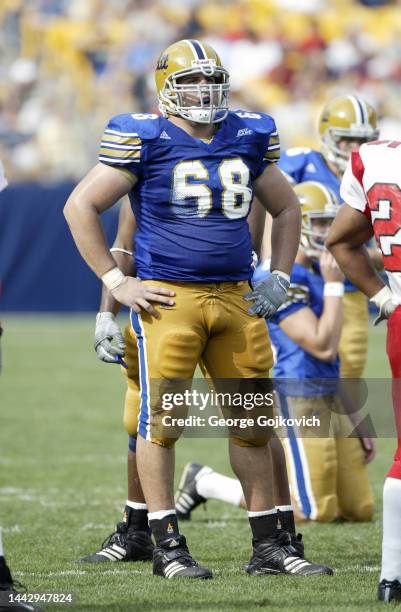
370, 286, 398, 326
94, 312, 126, 365
244, 272, 290, 319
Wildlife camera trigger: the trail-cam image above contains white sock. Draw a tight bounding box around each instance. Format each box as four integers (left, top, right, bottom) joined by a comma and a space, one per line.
195, 467, 243, 507
147, 509, 176, 522
0, 528, 3, 557
247, 508, 277, 518
126, 500, 147, 510
381, 477, 401, 582
276, 505, 293, 512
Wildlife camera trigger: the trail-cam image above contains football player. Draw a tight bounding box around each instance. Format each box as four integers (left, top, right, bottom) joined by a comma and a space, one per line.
176, 182, 375, 524
279, 95, 380, 381
326, 139, 401, 603
64, 39, 332, 579
79, 201, 295, 564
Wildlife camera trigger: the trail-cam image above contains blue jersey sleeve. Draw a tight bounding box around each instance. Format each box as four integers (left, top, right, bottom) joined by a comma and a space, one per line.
232, 111, 280, 178
278, 147, 312, 184
271, 264, 310, 324
99, 113, 147, 178
255, 115, 280, 177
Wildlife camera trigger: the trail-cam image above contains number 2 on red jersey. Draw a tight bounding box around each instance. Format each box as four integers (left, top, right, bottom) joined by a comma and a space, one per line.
368, 183, 401, 272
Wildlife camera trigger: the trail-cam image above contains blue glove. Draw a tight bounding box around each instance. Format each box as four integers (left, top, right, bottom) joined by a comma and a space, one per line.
244, 272, 290, 319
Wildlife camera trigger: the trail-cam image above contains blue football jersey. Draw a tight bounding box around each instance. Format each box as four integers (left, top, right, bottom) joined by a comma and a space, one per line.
99, 110, 279, 282
253, 262, 339, 396
278, 148, 340, 199
279, 147, 357, 293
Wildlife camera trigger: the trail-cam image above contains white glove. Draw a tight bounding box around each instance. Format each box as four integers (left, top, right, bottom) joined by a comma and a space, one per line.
94, 312, 126, 365
370, 286, 398, 326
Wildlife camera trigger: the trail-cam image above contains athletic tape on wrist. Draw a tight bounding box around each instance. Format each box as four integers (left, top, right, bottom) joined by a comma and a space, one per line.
324, 282, 344, 297
271, 269, 290, 284
101, 267, 126, 292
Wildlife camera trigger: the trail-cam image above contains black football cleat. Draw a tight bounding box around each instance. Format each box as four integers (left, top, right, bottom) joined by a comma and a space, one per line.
77, 522, 153, 563
291, 532, 305, 558
245, 531, 333, 577
153, 535, 212, 579
378, 579, 401, 603
0, 557, 43, 611
175, 463, 207, 520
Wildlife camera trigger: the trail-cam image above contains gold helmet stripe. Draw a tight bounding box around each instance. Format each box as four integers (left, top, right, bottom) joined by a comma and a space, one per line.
346, 95, 369, 125
359, 97, 370, 124
183, 39, 206, 60
193, 39, 208, 59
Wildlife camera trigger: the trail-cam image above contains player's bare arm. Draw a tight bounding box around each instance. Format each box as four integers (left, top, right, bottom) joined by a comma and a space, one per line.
326, 204, 382, 298
244, 165, 301, 318
280, 251, 344, 362
247, 197, 266, 258
64, 163, 175, 315
95, 200, 137, 364
100, 199, 137, 316
254, 164, 301, 276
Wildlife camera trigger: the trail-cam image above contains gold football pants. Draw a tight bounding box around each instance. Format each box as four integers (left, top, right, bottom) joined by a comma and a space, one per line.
279, 394, 373, 522
125, 281, 273, 447
339, 290, 369, 379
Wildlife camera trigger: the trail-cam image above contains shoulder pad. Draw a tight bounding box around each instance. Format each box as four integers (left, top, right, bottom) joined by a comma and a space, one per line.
279, 148, 315, 174
282, 147, 313, 160
106, 113, 162, 141
229, 110, 276, 135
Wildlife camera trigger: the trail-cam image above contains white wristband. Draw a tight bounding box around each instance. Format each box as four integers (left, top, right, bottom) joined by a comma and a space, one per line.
110, 247, 133, 256
370, 285, 393, 308
101, 267, 126, 292
272, 269, 290, 284
324, 282, 344, 297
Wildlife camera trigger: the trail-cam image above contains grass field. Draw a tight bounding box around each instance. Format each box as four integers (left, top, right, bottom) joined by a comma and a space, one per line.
0, 316, 395, 611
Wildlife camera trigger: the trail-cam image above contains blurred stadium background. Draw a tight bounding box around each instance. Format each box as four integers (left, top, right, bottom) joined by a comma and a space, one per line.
1, 0, 401, 311
2, 0, 401, 184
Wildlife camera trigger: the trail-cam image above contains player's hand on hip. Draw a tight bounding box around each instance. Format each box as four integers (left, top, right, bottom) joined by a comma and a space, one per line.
319, 251, 344, 283
244, 273, 290, 319
94, 312, 126, 364
111, 276, 175, 319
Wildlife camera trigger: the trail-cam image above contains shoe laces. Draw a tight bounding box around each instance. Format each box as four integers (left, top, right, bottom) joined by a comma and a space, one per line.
161, 536, 198, 568
276, 530, 300, 557
169, 548, 198, 568
101, 522, 127, 549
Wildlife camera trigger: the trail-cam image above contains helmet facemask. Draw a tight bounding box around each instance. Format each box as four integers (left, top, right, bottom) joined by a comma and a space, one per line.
159, 63, 230, 124
301, 211, 337, 259
321, 125, 379, 173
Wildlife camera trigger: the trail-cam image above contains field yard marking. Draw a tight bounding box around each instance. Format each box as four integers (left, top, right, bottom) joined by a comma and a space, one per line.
336, 565, 381, 573
16, 569, 144, 577
81, 523, 115, 530
1, 525, 21, 533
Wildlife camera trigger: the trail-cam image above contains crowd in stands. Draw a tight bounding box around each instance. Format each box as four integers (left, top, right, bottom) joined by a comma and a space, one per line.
1, 0, 400, 181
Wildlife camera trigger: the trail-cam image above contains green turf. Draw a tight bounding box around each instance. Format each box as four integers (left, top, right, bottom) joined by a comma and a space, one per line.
0, 316, 395, 610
